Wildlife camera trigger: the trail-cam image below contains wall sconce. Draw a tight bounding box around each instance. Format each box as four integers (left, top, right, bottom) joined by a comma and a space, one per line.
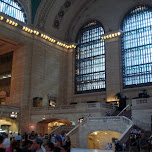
10, 112, 17, 119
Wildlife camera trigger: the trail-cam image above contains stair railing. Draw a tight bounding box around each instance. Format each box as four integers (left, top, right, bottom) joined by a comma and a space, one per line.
117, 104, 130, 116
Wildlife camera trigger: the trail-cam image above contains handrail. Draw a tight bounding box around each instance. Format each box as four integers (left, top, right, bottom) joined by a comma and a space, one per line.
117, 104, 130, 116
66, 124, 79, 136
88, 116, 133, 125
118, 123, 133, 142
48, 125, 75, 136
48, 125, 62, 135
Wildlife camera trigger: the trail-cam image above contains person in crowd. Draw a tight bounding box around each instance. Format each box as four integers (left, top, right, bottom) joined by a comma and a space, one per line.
122, 143, 126, 151
16, 133, 22, 146
45, 142, 54, 152
61, 145, 69, 152
106, 143, 111, 150
6, 140, 20, 152
54, 147, 61, 152
13, 132, 16, 140
21, 140, 33, 152
65, 136, 71, 152
12, 147, 22, 152
0, 135, 5, 151
51, 134, 55, 144
10, 133, 13, 141
110, 143, 112, 149
61, 133, 65, 146
30, 138, 44, 152
55, 136, 61, 148
129, 134, 139, 152
3, 133, 10, 150
139, 133, 149, 152
115, 141, 122, 152
131, 128, 137, 135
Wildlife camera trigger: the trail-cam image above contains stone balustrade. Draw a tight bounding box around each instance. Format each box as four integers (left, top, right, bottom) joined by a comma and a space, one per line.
31, 102, 114, 114
79, 116, 133, 148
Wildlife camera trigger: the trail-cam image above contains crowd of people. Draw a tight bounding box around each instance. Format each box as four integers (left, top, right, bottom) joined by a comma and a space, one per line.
0, 131, 71, 152
115, 128, 152, 152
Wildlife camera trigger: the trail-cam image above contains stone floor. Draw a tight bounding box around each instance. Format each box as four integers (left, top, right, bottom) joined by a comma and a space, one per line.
71, 148, 114, 152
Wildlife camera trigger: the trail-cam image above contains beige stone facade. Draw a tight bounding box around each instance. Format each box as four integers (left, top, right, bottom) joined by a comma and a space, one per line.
0, 0, 152, 136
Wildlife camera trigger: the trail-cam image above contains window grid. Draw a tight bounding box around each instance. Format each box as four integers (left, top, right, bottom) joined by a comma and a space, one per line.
121, 5, 152, 88
75, 21, 106, 93
0, 0, 27, 23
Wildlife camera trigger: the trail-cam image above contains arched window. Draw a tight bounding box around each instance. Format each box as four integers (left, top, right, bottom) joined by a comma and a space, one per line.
75, 21, 106, 94
0, 0, 27, 23
121, 5, 152, 88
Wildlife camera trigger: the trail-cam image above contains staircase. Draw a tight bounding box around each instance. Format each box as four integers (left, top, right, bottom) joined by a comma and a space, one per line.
66, 124, 80, 148
48, 125, 75, 135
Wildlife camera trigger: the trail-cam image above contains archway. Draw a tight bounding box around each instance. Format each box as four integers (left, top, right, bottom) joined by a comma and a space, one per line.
0, 117, 18, 135
87, 131, 122, 150
37, 118, 72, 136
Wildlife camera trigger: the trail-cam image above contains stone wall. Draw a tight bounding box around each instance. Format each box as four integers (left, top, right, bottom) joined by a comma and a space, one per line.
131, 98, 152, 131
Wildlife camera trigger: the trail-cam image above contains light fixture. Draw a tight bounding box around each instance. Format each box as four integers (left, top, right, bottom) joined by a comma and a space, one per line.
1, 16, 76, 49
42, 115, 46, 120
94, 132, 97, 135
10, 112, 17, 119
0, 16, 4, 20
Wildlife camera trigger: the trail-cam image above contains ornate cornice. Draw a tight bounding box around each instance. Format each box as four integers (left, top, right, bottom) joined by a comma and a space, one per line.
37, 0, 56, 29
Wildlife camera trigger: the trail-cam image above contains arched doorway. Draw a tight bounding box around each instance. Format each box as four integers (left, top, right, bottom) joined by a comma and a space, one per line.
37, 118, 72, 136
87, 131, 122, 150
0, 117, 18, 135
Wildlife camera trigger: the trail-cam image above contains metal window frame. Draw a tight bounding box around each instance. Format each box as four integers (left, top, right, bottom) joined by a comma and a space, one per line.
75, 21, 106, 94
0, 0, 27, 23
121, 5, 152, 88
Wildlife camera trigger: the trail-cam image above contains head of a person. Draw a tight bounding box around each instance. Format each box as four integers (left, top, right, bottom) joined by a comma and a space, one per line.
141, 133, 145, 139
3, 133, 8, 139
54, 147, 61, 152
30, 135, 35, 140
65, 136, 70, 141
12, 147, 22, 152
45, 142, 54, 152
11, 140, 19, 149
60, 145, 68, 152
31, 138, 43, 151
23, 140, 32, 149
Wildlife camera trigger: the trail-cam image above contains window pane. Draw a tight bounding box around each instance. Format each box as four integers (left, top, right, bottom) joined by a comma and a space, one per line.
75, 21, 106, 93
0, 0, 27, 23
121, 5, 152, 87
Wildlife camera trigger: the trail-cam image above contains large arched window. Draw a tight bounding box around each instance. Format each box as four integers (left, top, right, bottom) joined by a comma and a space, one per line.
75, 21, 106, 94
121, 5, 152, 88
0, 0, 27, 23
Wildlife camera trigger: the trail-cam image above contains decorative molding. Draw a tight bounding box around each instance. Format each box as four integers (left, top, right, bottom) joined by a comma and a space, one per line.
18, 0, 29, 23
53, 0, 74, 29
37, 0, 56, 29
